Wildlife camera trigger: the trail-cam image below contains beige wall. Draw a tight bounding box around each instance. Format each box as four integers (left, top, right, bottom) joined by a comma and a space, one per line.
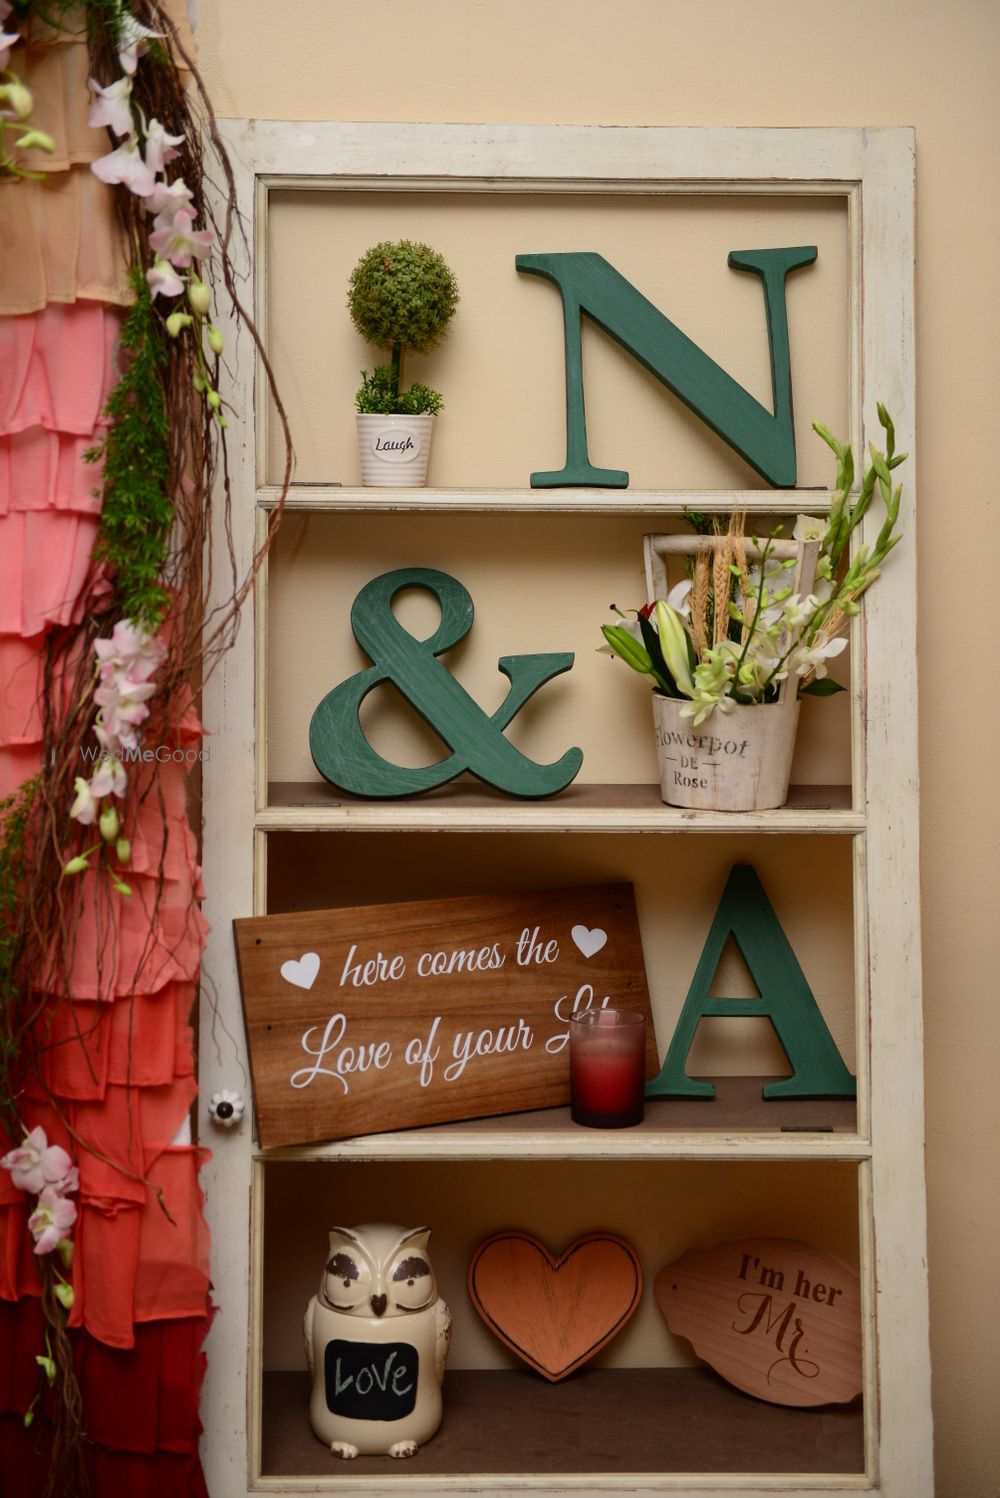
198, 3, 1000, 1494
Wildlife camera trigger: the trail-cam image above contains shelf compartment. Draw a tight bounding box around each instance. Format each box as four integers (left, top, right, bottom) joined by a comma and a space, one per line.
261, 781, 861, 834
261, 1367, 864, 1480
256, 1157, 865, 1483
264, 511, 857, 810
262, 832, 861, 1147
260, 1082, 860, 1163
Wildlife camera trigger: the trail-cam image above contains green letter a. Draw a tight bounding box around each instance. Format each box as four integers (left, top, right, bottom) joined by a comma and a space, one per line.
646, 864, 856, 1100
516, 247, 816, 489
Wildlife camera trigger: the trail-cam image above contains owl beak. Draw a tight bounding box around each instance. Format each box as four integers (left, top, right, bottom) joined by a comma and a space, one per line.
370, 1293, 387, 1317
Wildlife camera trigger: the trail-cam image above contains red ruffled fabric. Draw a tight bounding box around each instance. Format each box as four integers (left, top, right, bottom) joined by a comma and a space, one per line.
0, 1299, 210, 1498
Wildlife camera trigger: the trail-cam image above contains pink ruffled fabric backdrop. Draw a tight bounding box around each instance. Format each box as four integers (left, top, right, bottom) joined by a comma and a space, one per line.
0, 13, 212, 1492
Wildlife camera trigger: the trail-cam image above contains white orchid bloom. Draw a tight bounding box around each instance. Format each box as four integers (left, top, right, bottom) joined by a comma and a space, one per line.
146, 176, 195, 227
117, 10, 162, 75
69, 777, 99, 826
95, 619, 166, 681
144, 118, 185, 175
790, 635, 849, 679
149, 205, 215, 267
793, 513, 827, 542
91, 134, 156, 197
679, 687, 735, 727
89, 754, 127, 800
87, 75, 134, 138
146, 256, 185, 300
0, 28, 20, 71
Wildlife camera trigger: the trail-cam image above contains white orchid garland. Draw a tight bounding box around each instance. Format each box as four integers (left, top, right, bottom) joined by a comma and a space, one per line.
88, 3, 226, 424
64, 2, 226, 884
65, 620, 167, 890
601, 407, 907, 727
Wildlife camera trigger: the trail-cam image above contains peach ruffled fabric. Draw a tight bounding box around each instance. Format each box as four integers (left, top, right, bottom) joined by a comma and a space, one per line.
0, 0, 197, 315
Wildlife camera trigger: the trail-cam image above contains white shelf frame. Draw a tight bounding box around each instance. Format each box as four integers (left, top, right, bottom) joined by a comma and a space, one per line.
201, 122, 925, 1498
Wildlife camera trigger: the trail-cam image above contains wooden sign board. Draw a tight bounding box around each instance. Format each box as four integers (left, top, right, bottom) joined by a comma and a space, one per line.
655, 1237, 862, 1407
468, 1231, 643, 1382
233, 883, 655, 1148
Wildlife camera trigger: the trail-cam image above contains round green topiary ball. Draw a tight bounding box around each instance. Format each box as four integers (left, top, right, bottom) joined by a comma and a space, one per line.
347, 240, 459, 354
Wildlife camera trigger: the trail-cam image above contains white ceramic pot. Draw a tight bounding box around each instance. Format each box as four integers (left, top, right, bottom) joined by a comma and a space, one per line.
652, 692, 801, 812
356, 413, 434, 487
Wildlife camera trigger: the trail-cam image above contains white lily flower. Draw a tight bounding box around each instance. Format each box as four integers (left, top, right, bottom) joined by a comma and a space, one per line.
654, 600, 694, 695
666, 577, 692, 617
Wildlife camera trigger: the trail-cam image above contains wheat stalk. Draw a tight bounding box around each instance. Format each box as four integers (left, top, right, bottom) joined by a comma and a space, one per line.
712, 510, 744, 646
691, 553, 710, 658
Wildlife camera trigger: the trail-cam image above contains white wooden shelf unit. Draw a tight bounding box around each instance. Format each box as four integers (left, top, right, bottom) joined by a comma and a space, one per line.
201, 122, 928, 1497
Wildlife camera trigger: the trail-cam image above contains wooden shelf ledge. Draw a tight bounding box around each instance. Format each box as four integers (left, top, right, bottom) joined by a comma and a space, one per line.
260, 782, 861, 835
259, 1081, 862, 1163
258, 485, 839, 517
260, 1367, 865, 1480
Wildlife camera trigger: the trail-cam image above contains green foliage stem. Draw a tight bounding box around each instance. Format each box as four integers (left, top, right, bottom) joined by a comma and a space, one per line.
354, 364, 444, 416
87, 269, 173, 631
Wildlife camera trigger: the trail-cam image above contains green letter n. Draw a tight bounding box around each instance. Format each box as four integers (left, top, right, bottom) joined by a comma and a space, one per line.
515, 247, 816, 489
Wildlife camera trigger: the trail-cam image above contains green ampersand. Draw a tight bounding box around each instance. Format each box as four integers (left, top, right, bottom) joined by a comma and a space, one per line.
309, 568, 583, 799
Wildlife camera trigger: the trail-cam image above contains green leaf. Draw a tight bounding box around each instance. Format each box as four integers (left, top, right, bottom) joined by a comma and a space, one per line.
800, 677, 846, 697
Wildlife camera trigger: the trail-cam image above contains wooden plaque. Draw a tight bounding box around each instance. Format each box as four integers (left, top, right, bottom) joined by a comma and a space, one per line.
233, 883, 655, 1148
655, 1237, 862, 1407
468, 1231, 644, 1382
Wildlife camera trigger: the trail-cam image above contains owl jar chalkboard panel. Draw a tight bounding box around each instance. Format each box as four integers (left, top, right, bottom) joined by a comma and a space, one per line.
303, 1223, 451, 1458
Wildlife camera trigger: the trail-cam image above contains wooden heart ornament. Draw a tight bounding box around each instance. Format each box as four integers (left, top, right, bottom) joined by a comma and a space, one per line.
655, 1237, 862, 1408
468, 1231, 643, 1381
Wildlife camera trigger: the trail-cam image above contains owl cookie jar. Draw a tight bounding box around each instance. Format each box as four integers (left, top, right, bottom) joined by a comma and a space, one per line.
304, 1223, 452, 1458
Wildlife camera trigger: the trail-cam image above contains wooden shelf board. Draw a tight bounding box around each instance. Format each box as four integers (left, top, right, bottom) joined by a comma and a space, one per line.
258, 486, 838, 517
259, 1080, 862, 1163
260, 1367, 864, 1479
260, 782, 861, 835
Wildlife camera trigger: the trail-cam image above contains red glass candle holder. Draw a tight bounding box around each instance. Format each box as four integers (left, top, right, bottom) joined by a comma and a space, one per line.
569, 1008, 646, 1128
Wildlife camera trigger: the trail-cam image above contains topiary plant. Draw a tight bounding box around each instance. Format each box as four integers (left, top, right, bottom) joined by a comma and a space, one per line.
348, 240, 459, 414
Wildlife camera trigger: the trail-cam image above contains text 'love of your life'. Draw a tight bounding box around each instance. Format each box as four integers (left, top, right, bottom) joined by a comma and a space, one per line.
291, 923, 602, 1094
233, 884, 656, 1146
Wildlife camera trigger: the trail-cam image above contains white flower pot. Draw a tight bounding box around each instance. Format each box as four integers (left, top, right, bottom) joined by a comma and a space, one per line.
652, 692, 801, 812
356, 413, 434, 487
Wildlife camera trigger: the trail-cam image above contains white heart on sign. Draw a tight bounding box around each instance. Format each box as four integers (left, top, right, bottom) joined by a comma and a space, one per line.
280, 952, 321, 990
571, 925, 608, 959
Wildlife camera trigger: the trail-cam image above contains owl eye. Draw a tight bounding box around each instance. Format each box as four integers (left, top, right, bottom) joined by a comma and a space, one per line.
326, 1252, 359, 1281
392, 1256, 430, 1283
323, 1250, 367, 1309
391, 1255, 434, 1308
